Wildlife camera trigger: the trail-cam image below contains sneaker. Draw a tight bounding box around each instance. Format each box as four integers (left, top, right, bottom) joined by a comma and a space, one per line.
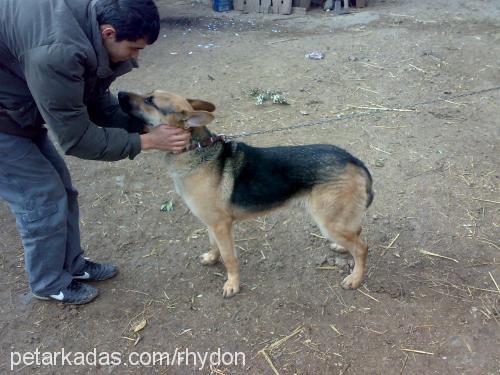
73, 260, 118, 281
32, 280, 98, 305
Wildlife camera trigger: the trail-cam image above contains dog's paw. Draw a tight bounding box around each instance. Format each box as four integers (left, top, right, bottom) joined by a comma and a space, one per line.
199, 251, 220, 266
341, 273, 363, 289
222, 280, 240, 298
330, 243, 348, 253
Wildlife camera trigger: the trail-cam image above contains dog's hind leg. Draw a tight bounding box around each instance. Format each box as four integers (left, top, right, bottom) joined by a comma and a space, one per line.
328, 228, 367, 289
208, 221, 240, 297
199, 228, 221, 266
308, 178, 369, 289
330, 242, 348, 253
314, 215, 367, 289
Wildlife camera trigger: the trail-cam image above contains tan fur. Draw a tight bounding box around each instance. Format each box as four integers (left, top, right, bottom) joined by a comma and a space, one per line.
122, 91, 371, 297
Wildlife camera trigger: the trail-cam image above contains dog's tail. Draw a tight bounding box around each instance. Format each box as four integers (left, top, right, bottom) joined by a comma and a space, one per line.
352, 159, 374, 208
364, 170, 374, 208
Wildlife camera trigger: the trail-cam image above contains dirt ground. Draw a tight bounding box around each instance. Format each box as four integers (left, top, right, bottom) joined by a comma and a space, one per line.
1, 0, 499, 373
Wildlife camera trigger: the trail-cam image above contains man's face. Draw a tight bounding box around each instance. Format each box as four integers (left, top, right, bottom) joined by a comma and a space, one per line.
101, 25, 148, 63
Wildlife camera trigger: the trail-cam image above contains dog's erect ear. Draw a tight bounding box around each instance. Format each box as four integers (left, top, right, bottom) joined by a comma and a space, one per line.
187, 99, 216, 112
184, 111, 215, 128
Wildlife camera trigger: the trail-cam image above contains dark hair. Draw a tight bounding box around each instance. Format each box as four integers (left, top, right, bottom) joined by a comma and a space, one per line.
95, 0, 160, 44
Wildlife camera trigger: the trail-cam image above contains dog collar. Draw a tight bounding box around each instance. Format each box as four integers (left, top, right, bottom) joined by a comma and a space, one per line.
186, 135, 226, 151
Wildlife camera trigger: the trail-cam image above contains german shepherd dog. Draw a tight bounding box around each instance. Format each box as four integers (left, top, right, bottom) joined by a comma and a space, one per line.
118, 91, 374, 298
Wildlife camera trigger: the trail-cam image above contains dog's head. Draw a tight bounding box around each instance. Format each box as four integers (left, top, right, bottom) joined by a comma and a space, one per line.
118, 90, 216, 129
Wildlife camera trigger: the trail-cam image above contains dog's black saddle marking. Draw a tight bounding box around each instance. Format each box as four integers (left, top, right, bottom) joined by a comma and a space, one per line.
220, 142, 370, 211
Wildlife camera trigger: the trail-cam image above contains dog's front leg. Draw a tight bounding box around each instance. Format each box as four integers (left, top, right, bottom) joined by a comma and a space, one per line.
208, 222, 240, 298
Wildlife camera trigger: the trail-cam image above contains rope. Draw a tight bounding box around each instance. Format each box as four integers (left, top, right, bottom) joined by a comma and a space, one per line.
224, 85, 500, 140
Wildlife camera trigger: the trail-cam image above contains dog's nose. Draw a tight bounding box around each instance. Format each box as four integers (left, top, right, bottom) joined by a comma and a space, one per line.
117, 91, 127, 101
117, 91, 131, 112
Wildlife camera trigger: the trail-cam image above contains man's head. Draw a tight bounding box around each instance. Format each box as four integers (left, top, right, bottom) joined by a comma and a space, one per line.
95, 0, 160, 63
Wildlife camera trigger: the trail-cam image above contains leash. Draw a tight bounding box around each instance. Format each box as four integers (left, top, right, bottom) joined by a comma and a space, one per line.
223, 85, 500, 141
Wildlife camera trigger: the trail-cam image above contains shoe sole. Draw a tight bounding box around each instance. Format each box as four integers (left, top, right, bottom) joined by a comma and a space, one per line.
32, 291, 99, 305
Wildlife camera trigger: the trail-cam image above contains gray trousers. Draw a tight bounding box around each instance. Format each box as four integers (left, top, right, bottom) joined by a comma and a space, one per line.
0, 132, 85, 295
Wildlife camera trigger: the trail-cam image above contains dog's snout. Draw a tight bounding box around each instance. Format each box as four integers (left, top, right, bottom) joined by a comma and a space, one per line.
117, 91, 128, 101
118, 91, 131, 112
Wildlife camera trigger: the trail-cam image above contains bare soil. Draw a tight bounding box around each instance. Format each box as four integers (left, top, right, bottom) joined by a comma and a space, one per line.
1, 0, 499, 374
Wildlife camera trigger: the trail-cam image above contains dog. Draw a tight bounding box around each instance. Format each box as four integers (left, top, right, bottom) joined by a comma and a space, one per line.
118, 90, 374, 298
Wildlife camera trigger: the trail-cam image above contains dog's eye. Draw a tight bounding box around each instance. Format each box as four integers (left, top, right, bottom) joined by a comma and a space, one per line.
144, 96, 154, 105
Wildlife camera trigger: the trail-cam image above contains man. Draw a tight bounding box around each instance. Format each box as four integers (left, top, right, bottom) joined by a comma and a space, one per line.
0, 0, 191, 304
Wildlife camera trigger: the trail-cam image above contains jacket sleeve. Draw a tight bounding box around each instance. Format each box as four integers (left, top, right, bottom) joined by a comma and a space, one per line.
21, 44, 142, 161
87, 90, 145, 134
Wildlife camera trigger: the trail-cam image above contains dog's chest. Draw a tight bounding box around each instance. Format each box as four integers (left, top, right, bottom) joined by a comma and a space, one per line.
172, 170, 219, 219
173, 178, 193, 206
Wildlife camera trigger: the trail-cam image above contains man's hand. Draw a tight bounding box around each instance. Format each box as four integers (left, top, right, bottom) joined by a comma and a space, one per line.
140, 125, 191, 153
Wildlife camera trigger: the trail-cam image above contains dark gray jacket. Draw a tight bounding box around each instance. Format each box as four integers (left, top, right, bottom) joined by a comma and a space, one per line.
0, 0, 143, 161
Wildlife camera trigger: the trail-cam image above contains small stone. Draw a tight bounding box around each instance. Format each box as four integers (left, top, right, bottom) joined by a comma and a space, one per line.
314, 255, 327, 266
326, 256, 336, 266
334, 256, 348, 267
